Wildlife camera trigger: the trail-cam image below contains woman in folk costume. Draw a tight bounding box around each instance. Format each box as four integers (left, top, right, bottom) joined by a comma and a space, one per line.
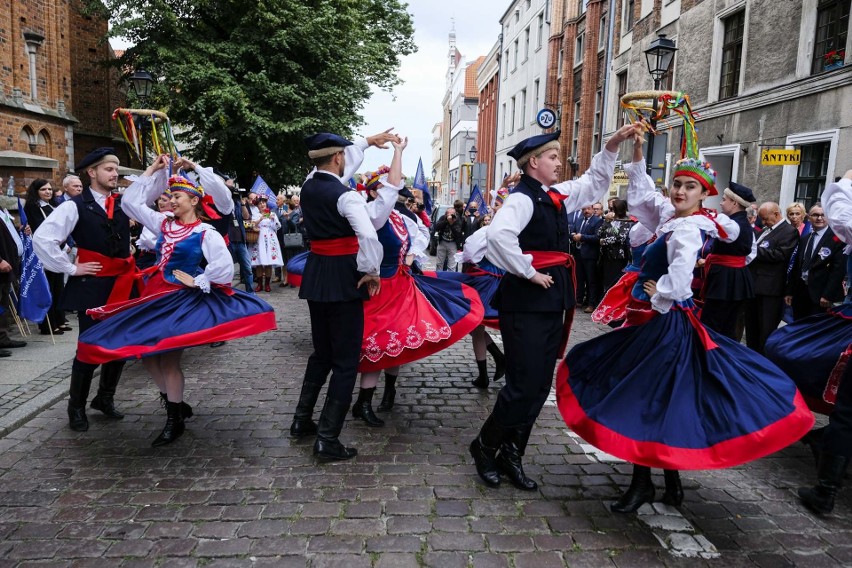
250, 197, 284, 292
135, 191, 173, 271
556, 133, 814, 513
765, 170, 852, 514
78, 155, 276, 446
351, 144, 485, 426
591, 220, 655, 327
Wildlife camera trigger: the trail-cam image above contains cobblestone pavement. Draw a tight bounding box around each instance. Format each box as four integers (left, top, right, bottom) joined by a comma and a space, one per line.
0, 285, 849, 567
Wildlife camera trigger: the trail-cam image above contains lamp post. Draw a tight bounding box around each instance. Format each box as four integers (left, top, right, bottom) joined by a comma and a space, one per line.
643, 34, 677, 180
128, 70, 155, 167
468, 145, 478, 196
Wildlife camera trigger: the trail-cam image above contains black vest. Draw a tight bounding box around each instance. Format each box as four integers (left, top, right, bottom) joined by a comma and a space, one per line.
298, 172, 365, 302
493, 174, 575, 312
704, 210, 755, 301
60, 186, 133, 311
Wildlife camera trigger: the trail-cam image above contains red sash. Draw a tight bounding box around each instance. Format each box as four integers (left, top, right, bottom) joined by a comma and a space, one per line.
624, 297, 717, 349
76, 249, 143, 304
700, 253, 746, 300
311, 236, 359, 256
526, 250, 577, 358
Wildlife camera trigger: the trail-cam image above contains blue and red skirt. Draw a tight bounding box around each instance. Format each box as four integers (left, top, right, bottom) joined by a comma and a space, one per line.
77, 273, 276, 364
429, 262, 502, 330
285, 251, 308, 288
359, 267, 484, 372
557, 299, 814, 470
592, 270, 639, 326
765, 304, 852, 415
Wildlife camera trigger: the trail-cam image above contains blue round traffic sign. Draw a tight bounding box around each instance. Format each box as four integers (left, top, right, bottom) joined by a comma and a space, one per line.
536, 108, 557, 129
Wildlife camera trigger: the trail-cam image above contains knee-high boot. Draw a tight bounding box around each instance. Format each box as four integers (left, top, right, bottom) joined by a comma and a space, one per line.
469, 414, 508, 488
352, 387, 384, 427
377, 372, 398, 412
313, 398, 357, 461
90, 361, 125, 419
486, 342, 505, 381
611, 464, 655, 513
496, 424, 538, 491
798, 452, 850, 514
290, 380, 323, 438
661, 469, 683, 506
152, 401, 185, 447
68, 369, 94, 432
472, 359, 489, 388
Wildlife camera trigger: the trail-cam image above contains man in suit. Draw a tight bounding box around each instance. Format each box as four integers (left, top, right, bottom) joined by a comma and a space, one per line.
785, 203, 846, 320
745, 201, 799, 354
572, 205, 603, 312
0, 178, 26, 357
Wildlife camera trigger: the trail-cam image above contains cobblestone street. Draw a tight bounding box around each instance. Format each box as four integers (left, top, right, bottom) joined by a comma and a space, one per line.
0, 286, 849, 567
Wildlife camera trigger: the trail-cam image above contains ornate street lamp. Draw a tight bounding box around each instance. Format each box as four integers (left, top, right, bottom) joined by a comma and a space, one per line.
643, 34, 677, 178
128, 70, 155, 104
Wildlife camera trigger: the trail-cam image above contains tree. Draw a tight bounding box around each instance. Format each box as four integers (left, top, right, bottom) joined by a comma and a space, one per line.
86, 0, 416, 186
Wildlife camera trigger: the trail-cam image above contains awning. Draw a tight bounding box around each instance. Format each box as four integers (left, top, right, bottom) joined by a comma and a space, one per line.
0, 150, 59, 170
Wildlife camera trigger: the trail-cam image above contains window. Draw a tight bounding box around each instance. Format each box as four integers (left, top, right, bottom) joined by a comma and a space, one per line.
513, 39, 519, 70
520, 89, 527, 130
524, 28, 530, 61
812, 0, 849, 73
537, 14, 545, 49
501, 103, 507, 137
719, 10, 745, 100
510, 96, 516, 133
593, 90, 602, 152
579, 0, 587, 15
533, 79, 540, 115
623, 0, 635, 31
572, 101, 581, 159
616, 71, 628, 128
558, 48, 564, 77
794, 142, 832, 210
575, 33, 585, 65
599, 15, 608, 49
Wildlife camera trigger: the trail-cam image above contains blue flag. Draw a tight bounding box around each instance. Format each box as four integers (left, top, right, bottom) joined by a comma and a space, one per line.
412, 158, 432, 215
465, 185, 488, 217
17, 232, 51, 324
250, 175, 277, 209
17, 196, 28, 227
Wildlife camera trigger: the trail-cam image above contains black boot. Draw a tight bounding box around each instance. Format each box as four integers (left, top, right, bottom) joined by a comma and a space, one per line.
661, 469, 683, 506
90, 361, 125, 419
469, 414, 507, 488
472, 359, 489, 388
67, 369, 93, 432
352, 387, 385, 427
486, 341, 505, 381
377, 373, 398, 412
496, 424, 538, 491
611, 465, 655, 513
314, 398, 358, 461
159, 392, 194, 418
152, 401, 185, 447
801, 426, 827, 467
290, 381, 323, 438
798, 452, 850, 514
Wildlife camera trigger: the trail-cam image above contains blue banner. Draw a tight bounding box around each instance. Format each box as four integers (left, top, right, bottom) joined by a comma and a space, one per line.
17, 232, 51, 324
465, 185, 488, 217
250, 175, 277, 209
412, 158, 432, 215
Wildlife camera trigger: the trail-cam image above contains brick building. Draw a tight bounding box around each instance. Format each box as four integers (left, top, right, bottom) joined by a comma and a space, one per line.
476, 41, 500, 199
1, 0, 126, 196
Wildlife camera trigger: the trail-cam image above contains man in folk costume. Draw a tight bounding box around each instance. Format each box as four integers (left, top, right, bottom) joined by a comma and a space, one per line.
33, 148, 138, 431
470, 123, 640, 490
289, 130, 398, 461
699, 181, 756, 339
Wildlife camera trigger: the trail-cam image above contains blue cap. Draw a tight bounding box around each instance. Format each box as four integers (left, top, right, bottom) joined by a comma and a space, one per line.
507, 130, 561, 166
305, 133, 353, 159
75, 147, 119, 172
727, 181, 756, 204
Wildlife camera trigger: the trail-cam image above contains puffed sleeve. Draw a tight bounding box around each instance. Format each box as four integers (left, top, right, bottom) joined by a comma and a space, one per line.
195, 227, 235, 292
625, 158, 673, 231
712, 212, 740, 243
365, 175, 402, 229
487, 192, 536, 279
550, 148, 617, 212
823, 178, 852, 250
33, 200, 79, 275
337, 191, 382, 275
121, 172, 168, 234
195, 166, 234, 215
651, 222, 704, 313
459, 225, 488, 264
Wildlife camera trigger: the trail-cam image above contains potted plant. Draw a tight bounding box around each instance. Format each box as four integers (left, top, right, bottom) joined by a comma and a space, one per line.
824, 49, 846, 71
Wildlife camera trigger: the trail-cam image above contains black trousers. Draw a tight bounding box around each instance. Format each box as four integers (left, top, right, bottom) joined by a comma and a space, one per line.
581, 258, 601, 306
701, 298, 745, 340
824, 358, 852, 457
492, 310, 565, 429
744, 294, 784, 354
303, 299, 364, 406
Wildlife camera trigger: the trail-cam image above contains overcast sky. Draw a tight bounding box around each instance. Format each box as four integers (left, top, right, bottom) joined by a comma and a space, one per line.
355, 0, 510, 178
